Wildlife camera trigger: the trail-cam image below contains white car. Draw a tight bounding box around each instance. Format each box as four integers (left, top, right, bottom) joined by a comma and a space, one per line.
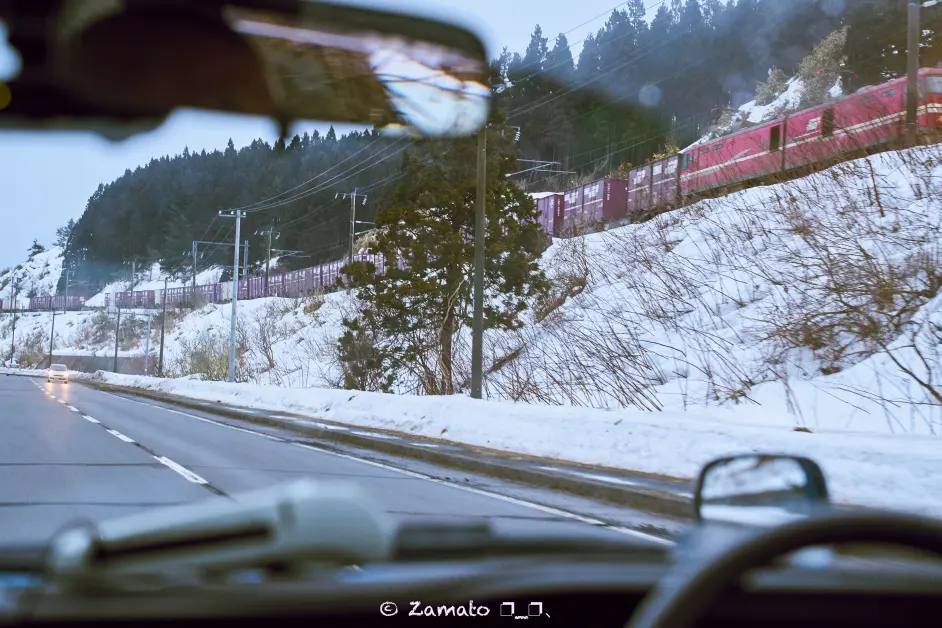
47, 364, 69, 384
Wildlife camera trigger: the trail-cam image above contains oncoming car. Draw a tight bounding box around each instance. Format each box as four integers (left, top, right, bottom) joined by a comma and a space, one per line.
47, 364, 69, 384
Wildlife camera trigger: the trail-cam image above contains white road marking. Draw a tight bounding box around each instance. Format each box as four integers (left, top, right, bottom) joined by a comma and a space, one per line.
99, 392, 275, 440
107, 429, 136, 444
66, 405, 80, 413
82, 414, 100, 424
350, 430, 397, 440
292, 443, 673, 546
154, 456, 208, 484
57, 399, 66, 404
411, 442, 439, 448
539, 466, 640, 486
96, 390, 673, 546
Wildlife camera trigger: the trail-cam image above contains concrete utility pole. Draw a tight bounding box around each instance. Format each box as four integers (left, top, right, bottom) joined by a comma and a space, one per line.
258, 224, 280, 296
266, 228, 274, 295
63, 266, 70, 310
337, 189, 367, 265
191, 241, 198, 295
219, 209, 246, 383
143, 311, 152, 375
158, 277, 167, 377
908, 0, 921, 141
471, 125, 486, 399
47, 309, 56, 368
8, 273, 19, 365
243, 239, 249, 282
113, 305, 121, 373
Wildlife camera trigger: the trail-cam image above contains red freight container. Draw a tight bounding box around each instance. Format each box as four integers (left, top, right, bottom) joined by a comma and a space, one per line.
651, 156, 680, 209
628, 163, 652, 216
581, 178, 628, 224
562, 187, 584, 233
116, 290, 156, 308
536, 194, 564, 236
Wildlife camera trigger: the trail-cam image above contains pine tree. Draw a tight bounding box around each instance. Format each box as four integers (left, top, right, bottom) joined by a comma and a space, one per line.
27, 239, 45, 259
340, 120, 550, 395
54, 219, 76, 248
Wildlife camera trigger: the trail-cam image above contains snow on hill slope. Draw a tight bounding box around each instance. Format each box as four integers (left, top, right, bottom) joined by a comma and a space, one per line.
3, 145, 942, 516
0, 246, 63, 301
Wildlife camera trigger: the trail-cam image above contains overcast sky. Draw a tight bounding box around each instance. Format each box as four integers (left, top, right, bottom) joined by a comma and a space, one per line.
0, 0, 644, 269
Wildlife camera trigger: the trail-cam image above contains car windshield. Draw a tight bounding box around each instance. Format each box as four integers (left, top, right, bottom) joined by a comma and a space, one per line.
0, 0, 940, 555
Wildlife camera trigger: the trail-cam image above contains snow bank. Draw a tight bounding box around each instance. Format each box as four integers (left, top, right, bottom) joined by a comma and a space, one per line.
76, 371, 942, 518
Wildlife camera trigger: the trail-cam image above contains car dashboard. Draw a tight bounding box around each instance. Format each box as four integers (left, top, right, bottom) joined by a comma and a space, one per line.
0, 552, 939, 627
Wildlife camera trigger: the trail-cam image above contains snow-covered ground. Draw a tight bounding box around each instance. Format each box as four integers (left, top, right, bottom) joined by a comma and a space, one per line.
74, 370, 942, 518
0, 246, 64, 303
3, 148, 942, 519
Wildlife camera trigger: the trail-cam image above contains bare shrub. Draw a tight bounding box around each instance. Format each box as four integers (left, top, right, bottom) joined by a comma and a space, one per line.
15, 329, 47, 368
242, 301, 300, 384
170, 326, 248, 382
73, 311, 114, 348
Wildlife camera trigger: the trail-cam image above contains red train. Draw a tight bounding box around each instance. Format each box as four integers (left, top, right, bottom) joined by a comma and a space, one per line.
537, 67, 942, 236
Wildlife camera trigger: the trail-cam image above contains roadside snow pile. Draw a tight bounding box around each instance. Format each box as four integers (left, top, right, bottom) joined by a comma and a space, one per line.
0, 246, 63, 299
75, 370, 942, 518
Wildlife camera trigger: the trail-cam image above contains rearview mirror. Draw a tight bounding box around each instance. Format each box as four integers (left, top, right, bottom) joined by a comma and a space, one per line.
0, 1, 490, 139
693, 454, 830, 526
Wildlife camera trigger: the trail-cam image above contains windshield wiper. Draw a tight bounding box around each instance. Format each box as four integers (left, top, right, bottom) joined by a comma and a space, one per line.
45, 480, 392, 588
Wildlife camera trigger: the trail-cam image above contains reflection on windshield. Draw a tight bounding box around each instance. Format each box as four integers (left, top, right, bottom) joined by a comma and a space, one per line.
224, 7, 489, 136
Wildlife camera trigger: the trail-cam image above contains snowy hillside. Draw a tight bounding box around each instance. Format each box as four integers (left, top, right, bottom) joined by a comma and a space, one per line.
3, 145, 942, 516
0, 246, 63, 301
7, 146, 942, 436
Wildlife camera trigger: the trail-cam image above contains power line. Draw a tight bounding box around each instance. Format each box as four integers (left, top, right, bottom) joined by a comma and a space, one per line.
226, 132, 388, 212
239, 140, 416, 216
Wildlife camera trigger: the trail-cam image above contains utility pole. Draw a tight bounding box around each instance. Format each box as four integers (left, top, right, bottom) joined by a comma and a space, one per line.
113, 305, 121, 373
8, 276, 19, 366
63, 266, 70, 310
243, 239, 250, 281
258, 224, 280, 296
47, 308, 56, 368
908, 0, 921, 142
337, 189, 367, 265
143, 311, 152, 376
191, 241, 198, 295
471, 125, 486, 399
158, 276, 167, 377
219, 209, 245, 383
266, 228, 273, 295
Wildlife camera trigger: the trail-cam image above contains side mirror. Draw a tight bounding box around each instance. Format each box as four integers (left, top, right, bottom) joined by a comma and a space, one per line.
693, 454, 830, 526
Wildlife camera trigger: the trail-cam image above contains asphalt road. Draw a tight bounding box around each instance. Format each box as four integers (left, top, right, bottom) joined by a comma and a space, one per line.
0, 376, 680, 548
